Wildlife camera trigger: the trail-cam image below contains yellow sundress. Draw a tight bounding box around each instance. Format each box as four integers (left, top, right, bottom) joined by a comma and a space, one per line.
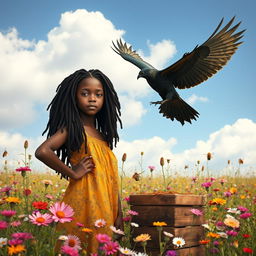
57, 133, 119, 254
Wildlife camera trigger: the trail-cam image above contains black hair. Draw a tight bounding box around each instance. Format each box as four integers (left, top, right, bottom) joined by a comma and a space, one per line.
42, 69, 122, 179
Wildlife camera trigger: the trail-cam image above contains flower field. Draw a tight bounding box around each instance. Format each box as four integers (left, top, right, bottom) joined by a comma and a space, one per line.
0, 147, 255, 255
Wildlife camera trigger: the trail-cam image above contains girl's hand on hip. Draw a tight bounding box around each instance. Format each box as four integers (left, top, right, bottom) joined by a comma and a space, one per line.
72, 156, 95, 180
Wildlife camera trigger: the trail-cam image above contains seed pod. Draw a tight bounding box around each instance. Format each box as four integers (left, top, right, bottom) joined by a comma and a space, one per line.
238, 158, 243, 165
140, 152, 144, 156
201, 166, 205, 171
207, 152, 212, 161
167, 159, 170, 164
24, 140, 28, 149
132, 172, 140, 181
2, 150, 8, 158
122, 153, 127, 162
197, 160, 200, 165
160, 157, 164, 167
28, 154, 32, 161
228, 160, 231, 165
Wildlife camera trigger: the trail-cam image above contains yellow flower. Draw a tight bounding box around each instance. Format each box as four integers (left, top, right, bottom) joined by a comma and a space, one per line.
212, 207, 218, 211
233, 240, 239, 248
229, 187, 237, 194
134, 234, 151, 242
8, 244, 26, 255
224, 217, 240, 229
153, 221, 167, 227
81, 228, 93, 233
5, 197, 21, 204
211, 198, 226, 205
240, 195, 246, 199
207, 232, 220, 238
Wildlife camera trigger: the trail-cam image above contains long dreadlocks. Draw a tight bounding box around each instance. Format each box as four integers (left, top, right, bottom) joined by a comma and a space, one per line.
42, 69, 122, 178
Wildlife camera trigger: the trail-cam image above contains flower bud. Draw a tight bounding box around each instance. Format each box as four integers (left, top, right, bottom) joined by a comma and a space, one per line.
238, 158, 243, 165
24, 140, 28, 149
207, 152, 212, 161
122, 153, 127, 162
2, 150, 8, 158
140, 152, 144, 156
160, 157, 164, 167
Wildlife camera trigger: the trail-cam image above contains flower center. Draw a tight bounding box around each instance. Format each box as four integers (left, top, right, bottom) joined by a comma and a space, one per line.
177, 240, 181, 244
68, 239, 76, 247
56, 211, 65, 218
36, 217, 45, 223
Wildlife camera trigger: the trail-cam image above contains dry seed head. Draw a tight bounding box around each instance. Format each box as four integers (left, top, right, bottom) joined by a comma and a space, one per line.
140, 152, 144, 156
167, 159, 170, 164
201, 166, 205, 171
228, 160, 231, 165
24, 140, 28, 149
122, 153, 127, 162
238, 158, 244, 165
132, 172, 140, 181
28, 154, 32, 161
207, 152, 212, 161
197, 160, 200, 165
160, 157, 164, 166
2, 150, 8, 158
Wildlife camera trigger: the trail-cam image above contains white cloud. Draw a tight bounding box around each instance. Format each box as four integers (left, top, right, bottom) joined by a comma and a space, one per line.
186, 94, 209, 105
0, 9, 177, 129
1, 119, 255, 176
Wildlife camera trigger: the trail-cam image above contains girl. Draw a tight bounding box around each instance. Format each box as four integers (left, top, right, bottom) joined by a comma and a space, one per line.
35, 69, 123, 254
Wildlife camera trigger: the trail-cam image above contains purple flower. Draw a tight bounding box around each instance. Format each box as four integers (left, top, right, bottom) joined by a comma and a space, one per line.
166, 250, 177, 256
213, 241, 220, 246
201, 182, 212, 191
210, 248, 219, 254
224, 191, 232, 197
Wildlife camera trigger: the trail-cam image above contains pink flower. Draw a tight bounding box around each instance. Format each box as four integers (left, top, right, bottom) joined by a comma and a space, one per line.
16, 166, 31, 172
237, 206, 249, 212
122, 216, 132, 222
96, 234, 111, 244
127, 210, 138, 216
190, 208, 203, 216
101, 241, 119, 255
210, 177, 216, 182
240, 212, 252, 219
0, 186, 12, 196
226, 230, 238, 236
123, 197, 130, 202
201, 182, 212, 188
8, 239, 23, 245
76, 222, 84, 227
0, 210, 16, 217
0, 221, 8, 229
12, 232, 33, 240
224, 191, 232, 197
61, 245, 79, 256
64, 235, 81, 250
191, 177, 197, 182
29, 211, 53, 226
10, 221, 22, 227
148, 166, 156, 171
49, 202, 74, 223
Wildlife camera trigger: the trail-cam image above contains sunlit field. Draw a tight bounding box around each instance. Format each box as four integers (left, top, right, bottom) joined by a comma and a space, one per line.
0, 144, 255, 256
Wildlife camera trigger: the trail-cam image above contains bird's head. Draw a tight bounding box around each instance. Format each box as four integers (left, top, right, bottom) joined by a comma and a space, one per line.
137, 70, 145, 80
137, 70, 150, 80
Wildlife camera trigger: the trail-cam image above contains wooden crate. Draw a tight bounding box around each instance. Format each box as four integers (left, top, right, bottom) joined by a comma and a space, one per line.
130, 194, 206, 256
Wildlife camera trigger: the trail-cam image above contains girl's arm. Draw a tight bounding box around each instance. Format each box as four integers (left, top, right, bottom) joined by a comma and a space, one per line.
35, 128, 94, 180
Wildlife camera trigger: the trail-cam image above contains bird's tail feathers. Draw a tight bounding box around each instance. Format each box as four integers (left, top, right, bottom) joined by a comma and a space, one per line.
159, 98, 199, 125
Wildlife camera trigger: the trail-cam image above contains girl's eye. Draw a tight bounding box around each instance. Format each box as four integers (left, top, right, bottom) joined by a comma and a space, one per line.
96, 93, 103, 97
81, 92, 89, 96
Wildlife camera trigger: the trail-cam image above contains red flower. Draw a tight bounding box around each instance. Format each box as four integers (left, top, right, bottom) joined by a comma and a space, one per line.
23, 189, 32, 196
243, 248, 253, 254
242, 234, 251, 238
32, 201, 48, 210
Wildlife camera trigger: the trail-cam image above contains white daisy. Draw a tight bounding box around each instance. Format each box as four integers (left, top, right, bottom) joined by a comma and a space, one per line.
95, 219, 106, 228
172, 237, 185, 247
217, 232, 228, 239
110, 225, 125, 235
118, 247, 135, 255
227, 208, 241, 214
0, 237, 8, 248
58, 235, 68, 241
133, 253, 148, 256
131, 222, 139, 227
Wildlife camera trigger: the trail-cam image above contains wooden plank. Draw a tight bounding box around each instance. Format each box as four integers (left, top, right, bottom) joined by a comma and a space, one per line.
130, 194, 206, 206
132, 226, 204, 249
136, 246, 205, 256
131, 205, 204, 227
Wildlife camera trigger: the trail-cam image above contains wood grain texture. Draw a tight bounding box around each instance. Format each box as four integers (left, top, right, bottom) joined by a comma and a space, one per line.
132, 226, 204, 249
130, 194, 206, 206
131, 205, 204, 227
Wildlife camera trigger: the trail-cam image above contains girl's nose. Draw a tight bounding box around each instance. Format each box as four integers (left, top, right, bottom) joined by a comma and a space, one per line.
89, 94, 96, 101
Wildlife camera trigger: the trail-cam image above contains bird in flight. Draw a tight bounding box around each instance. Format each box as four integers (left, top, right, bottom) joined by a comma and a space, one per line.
112, 17, 245, 125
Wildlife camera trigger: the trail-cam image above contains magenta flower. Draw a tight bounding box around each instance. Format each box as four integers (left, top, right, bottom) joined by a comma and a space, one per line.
0, 210, 16, 217
0, 186, 12, 196
237, 206, 249, 212
49, 202, 74, 223
226, 230, 238, 236
8, 239, 23, 245
210, 177, 216, 182
213, 241, 220, 246
15, 166, 31, 172
191, 177, 197, 182
29, 211, 53, 226
101, 241, 119, 255
190, 208, 203, 216
0, 221, 8, 229
12, 232, 33, 240
240, 212, 252, 219
122, 216, 132, 222
166, 250, 177, 256
224, 191, 232, 197
201, 182, 212, 191
148, 165, 156, 171
96, 234, 111, 244
61, 245, 79, 256
123, 197, 130, 202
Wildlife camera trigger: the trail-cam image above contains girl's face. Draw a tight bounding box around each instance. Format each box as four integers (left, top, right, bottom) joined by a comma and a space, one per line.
76, 77, 104, 117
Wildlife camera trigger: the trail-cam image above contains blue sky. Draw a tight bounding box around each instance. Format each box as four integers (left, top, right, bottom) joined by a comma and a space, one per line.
0, 0, 255, 175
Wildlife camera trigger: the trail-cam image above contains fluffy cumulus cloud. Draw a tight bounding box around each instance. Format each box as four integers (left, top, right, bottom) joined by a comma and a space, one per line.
0, 9, 177, 129
186, 94, 209, 105
113, 118, 256, 176
1, 119, 255, 175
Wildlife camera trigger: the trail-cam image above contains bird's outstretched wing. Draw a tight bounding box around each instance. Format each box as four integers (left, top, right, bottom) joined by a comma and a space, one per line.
159, 17, 245, 89
112, 39, 155, 70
